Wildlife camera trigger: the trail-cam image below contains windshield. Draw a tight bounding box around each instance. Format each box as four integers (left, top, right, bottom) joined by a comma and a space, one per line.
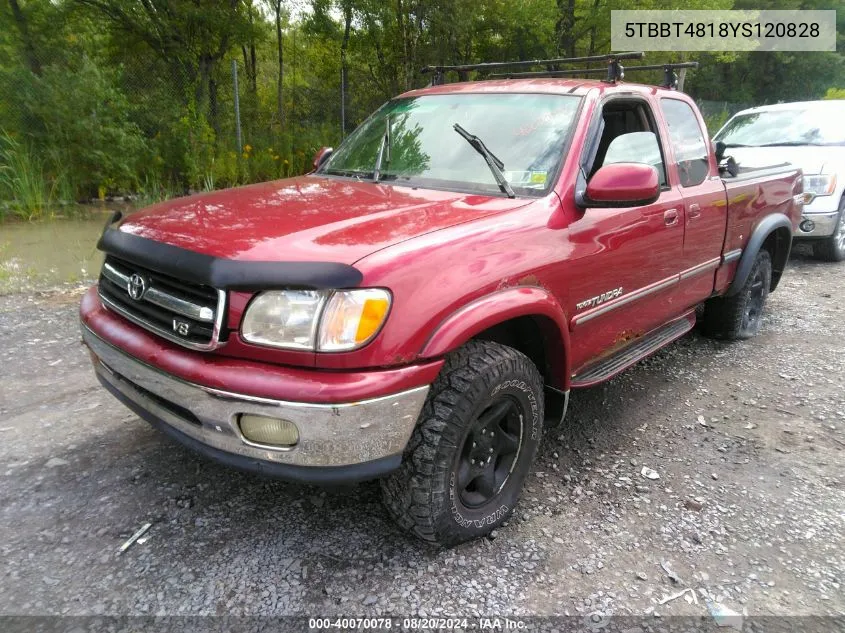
715, 107, 845, 147
319, 93, 581, 196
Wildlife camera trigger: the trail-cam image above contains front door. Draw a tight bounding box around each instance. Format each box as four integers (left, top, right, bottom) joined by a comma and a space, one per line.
561, 97, 686, 374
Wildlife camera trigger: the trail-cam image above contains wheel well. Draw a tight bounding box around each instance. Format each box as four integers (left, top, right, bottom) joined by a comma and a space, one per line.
471, 315, 565, 389
761, 227, 792, 291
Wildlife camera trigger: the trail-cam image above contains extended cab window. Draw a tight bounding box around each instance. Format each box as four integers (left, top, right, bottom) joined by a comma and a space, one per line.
319, 93, 581, 196
589, 100, 667, 188
661, 99, 709, 187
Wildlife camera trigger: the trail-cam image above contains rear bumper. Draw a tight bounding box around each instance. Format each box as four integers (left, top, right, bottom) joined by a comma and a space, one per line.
82, 324, 430, 484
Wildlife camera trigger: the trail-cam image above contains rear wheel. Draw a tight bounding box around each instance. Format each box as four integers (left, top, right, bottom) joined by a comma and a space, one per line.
380, 340, 543, 546
701, 249, 772, 340
813, 200, 845, 262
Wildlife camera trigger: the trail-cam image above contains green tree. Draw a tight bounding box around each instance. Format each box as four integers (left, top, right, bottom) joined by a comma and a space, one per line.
73, 0, 257, 131
2, 0, 845, 216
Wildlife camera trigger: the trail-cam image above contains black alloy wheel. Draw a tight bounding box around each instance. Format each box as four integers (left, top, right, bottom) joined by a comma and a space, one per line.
455, 396, 523, 508
380, 340, 544, 546
741, 265, 767, 334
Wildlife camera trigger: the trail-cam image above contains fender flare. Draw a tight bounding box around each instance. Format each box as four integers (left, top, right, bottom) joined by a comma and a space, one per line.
419, 286, 572, 390
726, 213, 792, 297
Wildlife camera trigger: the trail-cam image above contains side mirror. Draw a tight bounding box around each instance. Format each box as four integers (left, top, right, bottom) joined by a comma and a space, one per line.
714, 141, 740, 177
312, 146, 333, 171
719, 155, 740, 178
583, 163, 660, 208
714, 140, 727, 163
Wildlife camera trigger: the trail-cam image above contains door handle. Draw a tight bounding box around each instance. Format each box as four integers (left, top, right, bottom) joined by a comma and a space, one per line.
664, 208, 679, 226
689, 203, 701, 219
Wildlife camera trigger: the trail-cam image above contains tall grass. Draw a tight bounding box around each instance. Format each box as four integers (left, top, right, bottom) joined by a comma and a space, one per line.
137, 172, 184, 206
202, 169, 215, 192
0, 131, 53, 220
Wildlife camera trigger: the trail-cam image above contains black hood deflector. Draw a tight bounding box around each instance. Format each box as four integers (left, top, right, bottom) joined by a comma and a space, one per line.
97, 227, 363, 291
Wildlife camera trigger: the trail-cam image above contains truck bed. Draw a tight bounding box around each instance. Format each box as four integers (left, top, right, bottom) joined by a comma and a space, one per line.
722, 165, 802, 253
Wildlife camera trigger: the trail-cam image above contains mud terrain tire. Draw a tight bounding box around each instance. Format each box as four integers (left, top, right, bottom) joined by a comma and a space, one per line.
812, 198, 845, 262
380, 340, 544, 546
701, 249, 772, 340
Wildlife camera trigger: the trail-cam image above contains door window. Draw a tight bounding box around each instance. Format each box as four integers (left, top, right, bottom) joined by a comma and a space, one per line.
661, 99, 709, 187
589, 101, 668, 188
601, 132, 665, 186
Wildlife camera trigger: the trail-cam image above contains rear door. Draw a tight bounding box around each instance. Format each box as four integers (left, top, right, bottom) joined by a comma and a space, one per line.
562, 95, 686, 373
659, 97, 728, 306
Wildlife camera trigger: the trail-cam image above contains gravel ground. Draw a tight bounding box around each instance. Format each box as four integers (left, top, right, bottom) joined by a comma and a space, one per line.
1, 246, 843, 625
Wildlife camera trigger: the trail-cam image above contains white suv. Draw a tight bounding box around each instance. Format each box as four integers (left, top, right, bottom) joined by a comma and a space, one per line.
714, 100, 845, 262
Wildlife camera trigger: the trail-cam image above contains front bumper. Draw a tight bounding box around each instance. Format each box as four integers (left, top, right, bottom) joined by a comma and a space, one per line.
797, 211, 840, 239
82, 325, 429, 483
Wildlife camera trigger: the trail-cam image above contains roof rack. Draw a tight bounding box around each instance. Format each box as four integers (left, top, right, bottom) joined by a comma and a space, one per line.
421, 53, 698, 90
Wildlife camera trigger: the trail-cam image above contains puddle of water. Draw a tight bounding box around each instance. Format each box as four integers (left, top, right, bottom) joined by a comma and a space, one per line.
0, 204, 136, 293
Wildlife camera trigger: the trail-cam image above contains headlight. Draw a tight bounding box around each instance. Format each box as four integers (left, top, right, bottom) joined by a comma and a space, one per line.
240, 288, 391, 352
803, 174, 837, 196
240, 290, 327, 350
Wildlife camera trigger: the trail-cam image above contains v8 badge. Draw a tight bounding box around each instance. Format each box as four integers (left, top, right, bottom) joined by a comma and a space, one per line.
172, 319, 191, 336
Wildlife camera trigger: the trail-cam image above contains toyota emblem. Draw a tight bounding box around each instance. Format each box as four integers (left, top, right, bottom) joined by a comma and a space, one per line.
127, 273, 148, 301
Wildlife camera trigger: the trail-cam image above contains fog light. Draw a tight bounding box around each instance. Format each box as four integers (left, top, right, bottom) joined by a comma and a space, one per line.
800, 219, 816, 233
239, 414, 299, 447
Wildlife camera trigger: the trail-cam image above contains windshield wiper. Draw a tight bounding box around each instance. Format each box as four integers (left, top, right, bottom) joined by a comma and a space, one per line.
373, 115, 391, 183
757, 141, 825, 147
453, 123, 515, 198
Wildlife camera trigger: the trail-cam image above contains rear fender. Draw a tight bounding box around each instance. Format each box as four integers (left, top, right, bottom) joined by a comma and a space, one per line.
419, 287, 571, 391
726, 213, 792, 296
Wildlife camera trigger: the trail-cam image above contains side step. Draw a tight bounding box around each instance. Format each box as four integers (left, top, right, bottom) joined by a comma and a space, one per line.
571, 313, 695, 388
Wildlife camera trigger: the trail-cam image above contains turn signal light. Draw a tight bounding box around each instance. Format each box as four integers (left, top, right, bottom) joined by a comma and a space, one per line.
317, 289, 392, 351
794, 192, 816, 205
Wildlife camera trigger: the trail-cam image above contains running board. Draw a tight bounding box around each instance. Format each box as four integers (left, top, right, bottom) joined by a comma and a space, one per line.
571, 313, 695, 388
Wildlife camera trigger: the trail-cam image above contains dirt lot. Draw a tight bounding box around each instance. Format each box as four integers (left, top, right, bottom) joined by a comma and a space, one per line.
1, 246, 843, 625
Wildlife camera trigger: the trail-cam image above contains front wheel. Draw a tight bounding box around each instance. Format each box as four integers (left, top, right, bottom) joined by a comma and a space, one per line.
380, 340, 544, 546
813, 201, 845, 262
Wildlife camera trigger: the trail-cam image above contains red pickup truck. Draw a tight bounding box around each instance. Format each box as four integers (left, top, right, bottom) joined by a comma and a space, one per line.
80, 62, 804, 546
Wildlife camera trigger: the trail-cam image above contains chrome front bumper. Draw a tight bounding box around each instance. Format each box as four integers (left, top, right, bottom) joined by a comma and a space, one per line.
798, 211, 840, 238
82, 326, 429, 478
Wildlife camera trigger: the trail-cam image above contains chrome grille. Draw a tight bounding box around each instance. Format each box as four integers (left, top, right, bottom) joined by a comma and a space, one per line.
98, 256, 226, 351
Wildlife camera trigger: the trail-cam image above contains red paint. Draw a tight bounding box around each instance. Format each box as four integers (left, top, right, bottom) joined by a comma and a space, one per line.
585, 163, 659, 205
420, 286, 571, 389
82, 78, 803, 401
116, 177, 531, 264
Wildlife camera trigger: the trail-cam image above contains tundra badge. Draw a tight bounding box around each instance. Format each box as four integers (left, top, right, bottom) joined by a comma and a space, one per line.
576, 287, 623, 311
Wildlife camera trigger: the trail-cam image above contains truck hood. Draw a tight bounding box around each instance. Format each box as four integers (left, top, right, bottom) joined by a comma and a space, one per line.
727, 145, 845, 175
117, 176, 529, 265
